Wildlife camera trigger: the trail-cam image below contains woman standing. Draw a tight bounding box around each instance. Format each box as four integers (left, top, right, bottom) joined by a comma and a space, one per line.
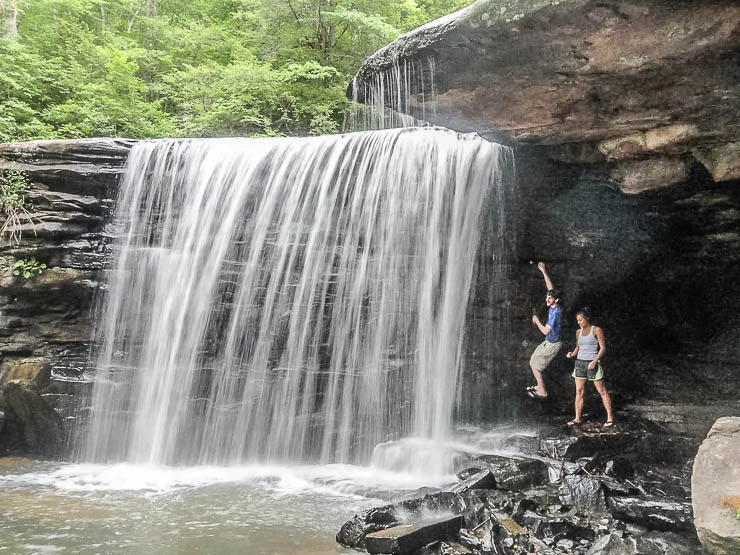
565, 309, 614, 428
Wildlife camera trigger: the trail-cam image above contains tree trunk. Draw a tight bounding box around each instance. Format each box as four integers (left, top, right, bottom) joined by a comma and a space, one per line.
0, 0, 17, 39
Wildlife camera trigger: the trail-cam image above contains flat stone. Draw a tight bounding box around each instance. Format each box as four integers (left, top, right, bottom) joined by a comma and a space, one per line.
446, 469, 495, 493
365, 515, 464, 554
607, 495, 693, 532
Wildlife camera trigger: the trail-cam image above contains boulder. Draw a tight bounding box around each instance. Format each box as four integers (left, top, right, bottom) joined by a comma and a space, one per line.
607, 495, 693, 532
636, 530, 706, 555
468, 454, 549, 491
350, 0, 740, 421
1, 379, 64, 457
559, 474, 607, 513
519, 510, 595, 543
446, 469, 496, 493
365, 515, 464, 554
692, 417, 740, 554
586, 532, 638, 555
336, 505, 399, 550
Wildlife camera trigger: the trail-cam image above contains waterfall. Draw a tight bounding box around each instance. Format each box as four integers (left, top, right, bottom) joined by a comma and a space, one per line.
84, 127, 510, 471
348, 58, 437, 131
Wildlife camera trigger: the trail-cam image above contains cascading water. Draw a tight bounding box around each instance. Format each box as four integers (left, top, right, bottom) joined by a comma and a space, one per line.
84, 126, 510, 473
348, 57, 437, 130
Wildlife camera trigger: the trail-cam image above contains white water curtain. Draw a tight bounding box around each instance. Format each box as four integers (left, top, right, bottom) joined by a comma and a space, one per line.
85, 127, 509, 470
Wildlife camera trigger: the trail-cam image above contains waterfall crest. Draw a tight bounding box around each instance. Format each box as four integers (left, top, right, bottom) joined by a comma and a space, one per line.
84, 127, 510, 469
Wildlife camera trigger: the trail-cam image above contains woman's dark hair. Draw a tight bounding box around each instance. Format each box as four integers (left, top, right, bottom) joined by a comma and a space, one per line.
576, 307, 592, 321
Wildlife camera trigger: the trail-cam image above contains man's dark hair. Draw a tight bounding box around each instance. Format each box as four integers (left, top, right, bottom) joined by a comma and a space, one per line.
548, 289, 562, 302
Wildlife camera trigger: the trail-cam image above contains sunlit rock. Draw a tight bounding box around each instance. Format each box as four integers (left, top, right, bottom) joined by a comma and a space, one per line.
598, 125, 701, 160
611, 157, 691, 195
692, 417, 740, 554
693, 143, 740, 183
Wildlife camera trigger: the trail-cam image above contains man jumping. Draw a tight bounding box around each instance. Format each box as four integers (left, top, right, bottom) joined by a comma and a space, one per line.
526, 262, 562, 400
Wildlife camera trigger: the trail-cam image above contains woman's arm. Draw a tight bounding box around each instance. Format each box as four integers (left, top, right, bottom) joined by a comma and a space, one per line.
589, 326, 606, 369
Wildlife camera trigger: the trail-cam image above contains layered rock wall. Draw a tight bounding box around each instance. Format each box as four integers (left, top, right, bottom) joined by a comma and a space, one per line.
0, 139, 133, 455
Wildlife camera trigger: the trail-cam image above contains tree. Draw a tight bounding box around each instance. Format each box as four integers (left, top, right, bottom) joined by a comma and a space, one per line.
0, 1, 17, 39
0, 0, 472, 140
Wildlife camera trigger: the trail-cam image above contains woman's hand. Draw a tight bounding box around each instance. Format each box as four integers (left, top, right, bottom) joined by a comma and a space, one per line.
566, 351, 573, 358
588, 360, 596, 369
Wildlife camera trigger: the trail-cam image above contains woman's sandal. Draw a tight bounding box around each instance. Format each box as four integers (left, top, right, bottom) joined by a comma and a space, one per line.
567, 419, 582, 426
602, 420, 614, 428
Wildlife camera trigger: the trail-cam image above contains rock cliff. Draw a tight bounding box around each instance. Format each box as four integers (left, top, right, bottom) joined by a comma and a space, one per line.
0, 138, 133, 454
351, 0, 740, 422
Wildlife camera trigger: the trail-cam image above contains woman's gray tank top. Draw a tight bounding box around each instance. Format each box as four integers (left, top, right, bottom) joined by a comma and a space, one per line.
577, 327, 599, 361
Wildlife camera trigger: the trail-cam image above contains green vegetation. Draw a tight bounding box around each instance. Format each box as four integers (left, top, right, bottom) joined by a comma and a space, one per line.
0, 0, 471, 141
0, 169, 33, 245
12, 257, 46, 279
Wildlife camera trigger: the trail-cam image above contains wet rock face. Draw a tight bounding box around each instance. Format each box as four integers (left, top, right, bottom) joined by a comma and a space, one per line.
0, 138, 131, 356
0, 139, 133, 456
337, 429, 704, 555
352, 0, 740, 418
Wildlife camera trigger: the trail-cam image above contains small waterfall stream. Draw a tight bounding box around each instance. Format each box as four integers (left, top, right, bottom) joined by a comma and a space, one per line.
84, 127, 511, 473
348, 57, 437, 130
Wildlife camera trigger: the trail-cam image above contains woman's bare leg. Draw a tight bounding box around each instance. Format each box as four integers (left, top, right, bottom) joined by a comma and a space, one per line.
593, 380, 614, 423
573, 378, 586, 422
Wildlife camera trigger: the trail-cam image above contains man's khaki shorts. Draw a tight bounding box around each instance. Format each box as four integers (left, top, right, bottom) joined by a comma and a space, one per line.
530, 340, 562, 371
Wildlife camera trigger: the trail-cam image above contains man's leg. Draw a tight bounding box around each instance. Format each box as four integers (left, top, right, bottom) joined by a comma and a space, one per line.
529, 365, 548, 397
529, 341, 558, 398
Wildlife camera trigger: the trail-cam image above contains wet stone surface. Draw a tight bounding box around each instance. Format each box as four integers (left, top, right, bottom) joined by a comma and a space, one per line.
337, 416, 707, 555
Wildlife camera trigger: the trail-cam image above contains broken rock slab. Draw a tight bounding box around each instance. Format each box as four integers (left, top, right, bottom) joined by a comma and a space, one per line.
607, 495, 693, 532
365, 515, 464, 554
466, 454, 549, 491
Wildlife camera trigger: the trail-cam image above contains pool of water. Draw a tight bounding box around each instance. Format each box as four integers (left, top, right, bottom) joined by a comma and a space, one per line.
0, 460, 455, 555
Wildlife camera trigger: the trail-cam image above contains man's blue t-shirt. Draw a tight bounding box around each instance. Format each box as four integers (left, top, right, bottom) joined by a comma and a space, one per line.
545, 305, 562, 343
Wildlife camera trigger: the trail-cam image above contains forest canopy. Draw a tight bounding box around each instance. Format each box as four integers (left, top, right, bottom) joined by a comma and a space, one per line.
0, 0, 471, 141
